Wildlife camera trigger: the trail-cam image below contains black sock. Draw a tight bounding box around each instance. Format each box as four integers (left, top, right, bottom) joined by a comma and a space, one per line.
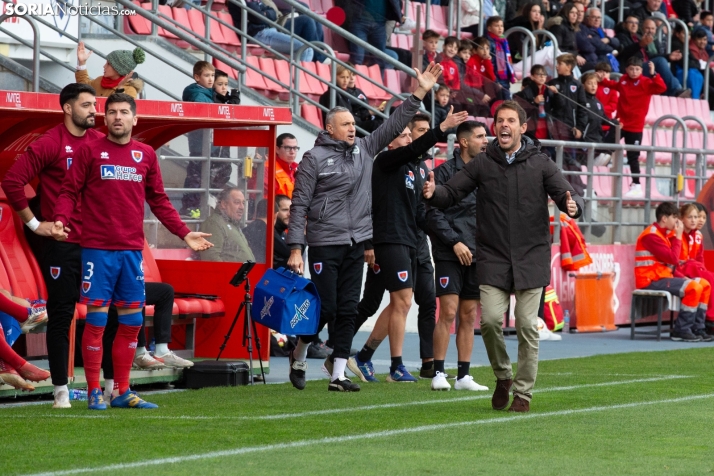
421, 360, 433, 371
434, 360, 445, 374
390, 356, 403, 373
457, 361, 470, 380
357, 344, 377, 363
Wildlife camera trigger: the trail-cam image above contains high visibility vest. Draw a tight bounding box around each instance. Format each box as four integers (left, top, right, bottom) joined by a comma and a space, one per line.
634, 224, 675, 288
275, 162, 296, 198
687, 230, 703, 262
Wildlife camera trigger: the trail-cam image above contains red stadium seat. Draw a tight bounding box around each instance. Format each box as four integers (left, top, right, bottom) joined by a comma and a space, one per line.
128, 1, 152, 35
168, 7, 194, 49
213, 58, 238, 79
384, 69, 403, 94
244, 56, 274, 97
367, 64, 391, 101
302, 61, 327, 95
259, 57, 289, 100
301, 104, 324, 129
354, 64, 382, 103
187, 8, 208, 41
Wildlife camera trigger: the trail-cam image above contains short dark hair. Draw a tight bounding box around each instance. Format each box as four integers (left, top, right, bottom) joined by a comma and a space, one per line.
693, 29, 708, 40
277, 132, 296, 148
595, 61, 612, 73
530, 64, 546, 76
701, 10, 713, 20
214, 69, 229, 81
494, 100, 527, 126
105, 92, 136, 115
655, 202, 679, 221
694, 202, 708, 214
456, 120, 487, 142
486, 16, 503, 28
444, 36, 459, 48
275, 194, 290, 212
254, 198, 268, 219
409, 113, 431, 129
193, 60, 214, 77
458, 41, 472, 53
59, 83, 96, 107
626, 56, 643, 68
472, 36, 489, 48
422, 29, 440, 41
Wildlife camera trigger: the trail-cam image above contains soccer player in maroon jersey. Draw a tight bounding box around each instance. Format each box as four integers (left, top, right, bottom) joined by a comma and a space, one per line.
2, 83, 103, 408
52, 93, 212, 410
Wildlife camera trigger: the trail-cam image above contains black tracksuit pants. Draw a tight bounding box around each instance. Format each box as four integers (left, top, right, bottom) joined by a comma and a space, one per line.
299, 241, 364, 361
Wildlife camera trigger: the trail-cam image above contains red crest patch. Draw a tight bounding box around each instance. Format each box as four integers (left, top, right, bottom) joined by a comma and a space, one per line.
397, 271, 408, 282
82, 281, 91, 293
439, 277, 449, 288
50, 267, 61, 280
373, 264, 381, 274
408, 171, 414, 180
313, 262, 323, 275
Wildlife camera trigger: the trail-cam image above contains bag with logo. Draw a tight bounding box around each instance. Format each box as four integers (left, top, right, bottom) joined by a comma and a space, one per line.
543, 285, 564, 331
251, 267, 321, 335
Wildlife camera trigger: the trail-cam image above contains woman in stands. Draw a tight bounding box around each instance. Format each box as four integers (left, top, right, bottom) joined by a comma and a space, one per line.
506, 3, 545, 59
546, 3, 586, 67
75, 43, 145, 98
0, 290, 50, 391
676, 203, 714, 338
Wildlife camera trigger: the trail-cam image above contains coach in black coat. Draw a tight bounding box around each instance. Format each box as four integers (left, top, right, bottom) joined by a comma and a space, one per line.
423, 100, 582, 412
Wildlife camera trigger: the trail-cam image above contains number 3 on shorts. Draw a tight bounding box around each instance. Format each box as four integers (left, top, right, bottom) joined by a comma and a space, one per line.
84, 261, 94, 281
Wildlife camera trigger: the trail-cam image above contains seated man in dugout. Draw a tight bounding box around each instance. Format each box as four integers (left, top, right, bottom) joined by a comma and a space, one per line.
199, 187, 255, 263
635, 202, 711, 342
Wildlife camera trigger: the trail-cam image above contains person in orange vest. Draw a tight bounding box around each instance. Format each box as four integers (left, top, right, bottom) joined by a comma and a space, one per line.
675, 203, 714, 339
635, 202, 711, 342
275, 133, 299, 198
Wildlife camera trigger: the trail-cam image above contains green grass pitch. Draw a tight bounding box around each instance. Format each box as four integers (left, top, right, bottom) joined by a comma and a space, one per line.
3, 348, 714, 475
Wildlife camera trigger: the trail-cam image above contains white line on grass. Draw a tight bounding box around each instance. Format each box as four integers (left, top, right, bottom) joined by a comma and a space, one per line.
5, 375, 691, 421
24, 392, 714, 476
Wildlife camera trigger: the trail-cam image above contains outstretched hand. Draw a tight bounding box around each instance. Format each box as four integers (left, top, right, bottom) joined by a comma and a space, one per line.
440, 106, 470, 132
413, 62, 443, 99
77, 41, 92, 66
423, 171, 436, 199
566, 191, 578, 217
184, 232, 213, 251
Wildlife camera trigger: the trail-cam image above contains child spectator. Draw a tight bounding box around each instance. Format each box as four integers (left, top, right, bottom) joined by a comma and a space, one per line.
439, 36, 462, 91
433, 84, 452, 127
600, 57, 666, 197
465, 36, 499, 108
318, 64, 383, 136
594, 61, 619, 144
580, 72, 609, 144
422, 29, 441, 65
676, 203, 714, 340
547, 54, 587, 143
213, 69, 241, 105
486, 16, 516, 99
635, 202, 709, 342
514, 64, 554, 140
75, 42, 145, 98
456, 40, 471, 78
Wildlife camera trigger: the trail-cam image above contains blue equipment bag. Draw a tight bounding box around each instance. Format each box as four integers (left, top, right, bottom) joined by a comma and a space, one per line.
252, 267, 321, 335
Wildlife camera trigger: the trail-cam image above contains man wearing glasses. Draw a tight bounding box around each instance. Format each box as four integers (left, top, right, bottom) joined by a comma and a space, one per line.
275, 133, 300, 198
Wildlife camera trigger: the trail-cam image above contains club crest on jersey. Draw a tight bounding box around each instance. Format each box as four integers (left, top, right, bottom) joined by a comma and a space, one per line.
420, 168, 425, 179
131, 150, 143, 163
603, 87, 610, 94
570, 85, 577, 93
66, 158, 72, 169
439, 277, 449, 288
100, 151, 109, 159
373, 264, 381, 274
313, 262, 323, 274
50, 267, 61, 279
397, 271, 408, 282
408, 171, 414, 180
82, 281, 91, 293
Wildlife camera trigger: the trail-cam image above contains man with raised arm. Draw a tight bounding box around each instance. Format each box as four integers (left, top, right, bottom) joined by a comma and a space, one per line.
286, 63, 443, 393
52, 93, 212, 410
423, 100, 583, 412
1, 83, 103, 409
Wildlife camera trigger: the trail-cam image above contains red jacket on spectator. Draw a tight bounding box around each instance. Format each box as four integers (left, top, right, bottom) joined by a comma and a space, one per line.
465, 55, 496, 88
596, 83, 619, 132
440, 56, 461, 90
600, 73, 666, 133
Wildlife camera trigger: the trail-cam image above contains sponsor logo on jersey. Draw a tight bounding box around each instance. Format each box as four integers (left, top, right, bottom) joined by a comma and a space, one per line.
408, 171, 414, 180
372, 264, 381, 274
100, 151, 109, 159
50, 267, 61, 279
65, 145, 72, 153
397, 271, 408, 282
405, 173, 415, 190
440, 277, 449, 288
66, 158, 72, 169
313, 262, 323, 274
82, 281, 91, 293
131, 150, 143, 163
100, 165, 143, 182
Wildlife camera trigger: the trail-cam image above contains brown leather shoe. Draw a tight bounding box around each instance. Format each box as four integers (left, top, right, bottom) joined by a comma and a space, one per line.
508, 395, 530, 412
492, 378, 513, 410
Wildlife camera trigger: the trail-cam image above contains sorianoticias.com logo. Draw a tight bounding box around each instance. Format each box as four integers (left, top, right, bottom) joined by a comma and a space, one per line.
3, 1, 135, 16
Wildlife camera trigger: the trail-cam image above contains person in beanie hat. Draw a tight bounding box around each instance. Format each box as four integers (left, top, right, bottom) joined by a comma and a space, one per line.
75, 42, 145, 98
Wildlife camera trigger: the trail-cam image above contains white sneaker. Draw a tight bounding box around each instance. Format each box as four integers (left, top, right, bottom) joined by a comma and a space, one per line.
52, 390, 71, 409
431, 371, 451, 391
153, 351, 194, 368
21, 308, 48, 334
133, 352, 165, 370
454, 375, 489, 391
624, 183, 643, 198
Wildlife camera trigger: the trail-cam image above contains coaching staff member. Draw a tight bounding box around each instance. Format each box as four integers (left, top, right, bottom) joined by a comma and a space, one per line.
286, 62, 443, 393
423, 100, 583, 412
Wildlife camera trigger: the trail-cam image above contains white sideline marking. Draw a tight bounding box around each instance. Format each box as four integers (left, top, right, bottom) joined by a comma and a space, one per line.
3, 375, 690, 421
24, 392, 714, 476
